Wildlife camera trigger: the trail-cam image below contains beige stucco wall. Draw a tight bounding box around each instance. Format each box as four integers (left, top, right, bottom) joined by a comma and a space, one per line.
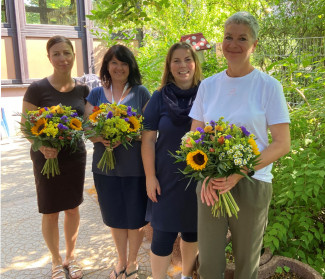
1, 37, 16, 80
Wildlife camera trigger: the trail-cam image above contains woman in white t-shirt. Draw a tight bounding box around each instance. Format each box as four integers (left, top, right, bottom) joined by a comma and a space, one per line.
189, 11, 291, 279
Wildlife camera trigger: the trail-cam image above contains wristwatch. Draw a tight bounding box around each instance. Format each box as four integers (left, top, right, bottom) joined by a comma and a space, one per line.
247, 170, 255, 177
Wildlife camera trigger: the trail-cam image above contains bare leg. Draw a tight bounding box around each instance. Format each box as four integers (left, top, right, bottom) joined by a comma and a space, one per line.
150, 251, 171, 279
110, 228, 128, 278
63, 207, 82, 279
124, 227, 145, 277
180, 239, 198, 276
42, 212, 62, 267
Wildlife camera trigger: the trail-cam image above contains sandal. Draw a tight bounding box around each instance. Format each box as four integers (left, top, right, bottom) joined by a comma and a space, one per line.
124, 267, 139, 279
52, 265, 66, 279
110, 267, 126, 279
63, 260, 83, 279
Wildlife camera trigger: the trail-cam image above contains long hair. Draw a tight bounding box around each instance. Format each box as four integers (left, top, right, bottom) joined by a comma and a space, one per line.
100, 44, 142, 88
46, 35, 74, 54
159, 42, 202, 90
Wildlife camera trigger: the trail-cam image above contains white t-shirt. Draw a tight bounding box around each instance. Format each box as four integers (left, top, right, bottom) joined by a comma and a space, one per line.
189, 69, 290, 183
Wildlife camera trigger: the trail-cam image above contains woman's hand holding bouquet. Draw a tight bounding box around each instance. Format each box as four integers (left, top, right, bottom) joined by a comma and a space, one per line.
172, 117, 260, 218
20, 104, 85, 178
87, 103, 143, 172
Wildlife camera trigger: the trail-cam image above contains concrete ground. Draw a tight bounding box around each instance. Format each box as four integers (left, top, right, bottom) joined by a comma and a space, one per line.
1, 137, 182, 279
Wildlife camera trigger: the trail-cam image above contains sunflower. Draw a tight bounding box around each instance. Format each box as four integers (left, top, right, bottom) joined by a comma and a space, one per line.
31, 118, 47, 136
127, 116, 141, 132
69, 118, 82, 130
248, 138, 260, 155
89, 110, 101, 123
186, 150, 208, 170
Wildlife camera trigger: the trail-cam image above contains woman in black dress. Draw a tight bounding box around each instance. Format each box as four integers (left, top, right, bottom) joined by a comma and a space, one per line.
21, 36, 89, 279
141, 42, 202, 279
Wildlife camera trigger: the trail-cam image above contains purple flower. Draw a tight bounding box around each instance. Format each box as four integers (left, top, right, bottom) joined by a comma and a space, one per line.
132, 112, 137, 116
127, 106, 133, 116
45, 113, 53, 118
210, 120, 216, 126
225, 135, 232, 139
124, 118, 129, 122
107, 111, 113, 119
58, 123, 68, 130
44, 107, 49, 111
60, 115, 68, 122
196, 127, 204, 133
240, 126, 250, 136
71, 112, 78, 117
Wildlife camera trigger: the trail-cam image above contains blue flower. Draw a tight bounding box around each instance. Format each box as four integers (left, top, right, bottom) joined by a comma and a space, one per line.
127, 106, 133, 116
132, 112, 137, 116
57, 123, 68, 130
240, 126, 250, 136
124, 118, 129, 122
44, 107, 49, 111
210, 120, 216, 126
45, 113, 53, 118
107, 111, 113, 119
225, 135, 232, 139
71, 112, 78, 117
196, 127, 204, 133
60, 115, 68, 122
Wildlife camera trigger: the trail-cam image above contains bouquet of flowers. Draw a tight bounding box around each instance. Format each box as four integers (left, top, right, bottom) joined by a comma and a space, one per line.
172, 117, 260, 218
87, 103, 143, 172
20, 104, 85, 178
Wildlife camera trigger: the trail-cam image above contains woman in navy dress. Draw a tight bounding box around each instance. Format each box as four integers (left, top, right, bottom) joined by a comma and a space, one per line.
85, 45, 150, 279
141, 42, 202, 279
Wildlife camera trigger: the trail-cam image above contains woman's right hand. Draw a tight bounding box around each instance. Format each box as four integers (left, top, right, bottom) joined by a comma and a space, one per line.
201, 176, 219, 206
39, 146, 58, 159
146, 176, 161, 203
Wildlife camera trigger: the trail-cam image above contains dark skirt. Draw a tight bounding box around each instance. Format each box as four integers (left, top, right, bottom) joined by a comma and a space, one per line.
30, 143, 86, 214
93, 173, 148, 229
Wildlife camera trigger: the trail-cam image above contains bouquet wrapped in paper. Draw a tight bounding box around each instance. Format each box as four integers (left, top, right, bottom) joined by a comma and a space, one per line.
20, 104, 85, 178
172, 117, 260, 218
87, 103, 143, 172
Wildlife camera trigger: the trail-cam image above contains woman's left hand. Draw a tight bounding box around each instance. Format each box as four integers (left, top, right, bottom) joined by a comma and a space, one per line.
210, 173, 243, 194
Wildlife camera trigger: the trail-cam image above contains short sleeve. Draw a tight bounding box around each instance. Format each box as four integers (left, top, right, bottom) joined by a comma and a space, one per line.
139, 85, 151, 110
23, 82, 40, 107
86, 87, 102, 107
265, 80, 290, 126
189, 82, 204, 122
143, 90, 161, 131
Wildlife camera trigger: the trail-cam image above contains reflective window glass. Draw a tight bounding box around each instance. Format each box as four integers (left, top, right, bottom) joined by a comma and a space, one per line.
24, 0, 77, 26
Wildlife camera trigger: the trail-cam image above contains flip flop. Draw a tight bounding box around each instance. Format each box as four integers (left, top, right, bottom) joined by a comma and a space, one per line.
110, 267, 126, 279
124, 267, 139, 279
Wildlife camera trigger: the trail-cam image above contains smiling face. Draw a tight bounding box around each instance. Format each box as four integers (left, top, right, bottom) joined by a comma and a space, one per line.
107, 56, 130, 83
48, 42, 75, 74
170, 48, 196, 89
222, 23, 257, 67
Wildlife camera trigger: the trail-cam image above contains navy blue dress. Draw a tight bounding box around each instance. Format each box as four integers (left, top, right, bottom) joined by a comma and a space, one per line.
87, 85, 151, 229
143, 90, 198, 232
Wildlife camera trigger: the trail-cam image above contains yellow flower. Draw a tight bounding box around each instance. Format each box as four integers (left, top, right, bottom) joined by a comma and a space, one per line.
31, 118, 47, 136
248, 138, 260, 155
50, 105, 64, 114
204, 125, 213, 133
215, 125, 224, 131
69, 118, 82, 130
127, 116, 141, 132
186, 150, 208, 171
89, 110, 101, 123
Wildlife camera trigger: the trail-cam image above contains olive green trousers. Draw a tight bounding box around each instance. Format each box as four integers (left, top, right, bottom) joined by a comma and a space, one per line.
196, 178, 272, 279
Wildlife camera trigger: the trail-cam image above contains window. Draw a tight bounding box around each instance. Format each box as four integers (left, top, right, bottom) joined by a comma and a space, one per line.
24, 0, 77, 26
1, 0, 7, 23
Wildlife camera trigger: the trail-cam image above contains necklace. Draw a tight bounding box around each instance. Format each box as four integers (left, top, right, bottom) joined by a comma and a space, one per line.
110, 83, 129, 105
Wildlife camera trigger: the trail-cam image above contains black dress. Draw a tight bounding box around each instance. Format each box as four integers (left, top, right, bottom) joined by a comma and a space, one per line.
23, 78, 89, 214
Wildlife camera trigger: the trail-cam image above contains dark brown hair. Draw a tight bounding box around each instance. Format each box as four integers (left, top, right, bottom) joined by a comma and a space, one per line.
160, 42, 202, 90
100, 44, 142, 88
46, 35, 74, 54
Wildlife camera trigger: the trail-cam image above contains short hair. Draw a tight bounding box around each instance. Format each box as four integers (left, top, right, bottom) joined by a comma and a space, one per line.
225, 11, 259, 41
100, 44, 142, 88
46, 35, 74, 54
160, 42, 202, 90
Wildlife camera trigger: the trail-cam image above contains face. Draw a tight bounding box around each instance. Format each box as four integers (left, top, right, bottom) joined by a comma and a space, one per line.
222, 23, 257, 66
170, 48, 196, 89
48, 42, 75, 73
108, 56, 130, 83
